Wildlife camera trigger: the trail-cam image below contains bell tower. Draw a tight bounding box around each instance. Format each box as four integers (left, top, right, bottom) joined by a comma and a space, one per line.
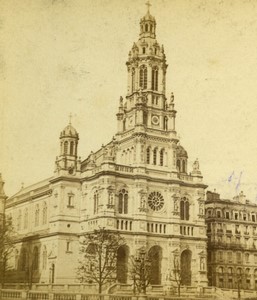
55, 117, 81, 176
115, 3, 178, 172
116, 2, 177, 134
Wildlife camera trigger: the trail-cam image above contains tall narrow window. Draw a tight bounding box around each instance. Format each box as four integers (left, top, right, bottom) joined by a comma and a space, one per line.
153, 148, 157, 165
64, 141, 68, 155
70, 141, 74, 155
32, 247, 39, 270
163, 116, 168, 130
68, 193, 74, 207
42, 246, 47, 270
17, 210, 21, 231
180, 198, 190, 220
124, 193, 128, 214
160, 149, 164, 166
42, 202, 47, 225
180, 199, 185, 220
94, 191, 99, 214
118, 189, 128, 214
139, 65, 147, 89
131, 68, 135, 92
146, 147, 150, 164
35, 205, 39, 227
177, 160, 181, 172
152, 67, 158, 91
182, 160, 186, 172
21, 249, 27, 271
24, 208, 28, 229
143, 112, 148, 125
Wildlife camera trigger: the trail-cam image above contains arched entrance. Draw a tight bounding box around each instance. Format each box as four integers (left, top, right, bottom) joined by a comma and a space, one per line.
148, 246, 162, 285
117, 245, 129, 283
181, 250, 192, 286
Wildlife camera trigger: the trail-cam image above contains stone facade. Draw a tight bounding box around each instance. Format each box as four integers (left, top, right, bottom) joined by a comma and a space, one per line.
206, 191, 257, 290
3, 9, 208, 288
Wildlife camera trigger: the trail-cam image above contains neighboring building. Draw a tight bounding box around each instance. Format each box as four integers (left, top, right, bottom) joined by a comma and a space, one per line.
0, 174, 7, 224
5, 8, 208, 288
206, 191, 257, 290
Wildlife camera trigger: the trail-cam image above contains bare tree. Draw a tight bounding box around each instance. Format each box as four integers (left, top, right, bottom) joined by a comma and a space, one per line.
19, 236, 41, 290
0, 215, 14, 288
172, 256, 182, 297
77, 228, 125, 294
130, 248, 152, 295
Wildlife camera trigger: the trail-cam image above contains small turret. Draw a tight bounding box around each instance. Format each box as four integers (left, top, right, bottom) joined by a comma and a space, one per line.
55, 116, 81, 176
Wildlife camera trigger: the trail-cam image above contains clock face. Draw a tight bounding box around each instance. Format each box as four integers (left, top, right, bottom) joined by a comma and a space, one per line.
148, 191, 164, 211
151, 115, 159, 125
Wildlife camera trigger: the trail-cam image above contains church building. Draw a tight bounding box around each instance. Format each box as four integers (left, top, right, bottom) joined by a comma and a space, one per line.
3, 6, 208, 289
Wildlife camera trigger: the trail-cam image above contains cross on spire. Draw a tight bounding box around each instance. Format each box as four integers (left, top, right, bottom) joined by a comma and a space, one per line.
69, 113, 72, 125
145, 0, 151, 13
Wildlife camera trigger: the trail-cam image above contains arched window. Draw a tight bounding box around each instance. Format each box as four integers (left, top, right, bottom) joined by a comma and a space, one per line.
42, 246, 47, 270
42, 202, 47, 225
118, 189, 128, 214
142, 47, 146, 54
35, 204, 39, 227
160, 149, 164, 166
21, 249, 27, 271
139, 65, 147, 89
146, 147, 150, 164
177, 160, 181, 172
131, 68, 135, 92
70, 141, 74, 155
145, 24, 148, 32
163, 116, 168, 130
182, 160, 186, 172
17, 210, 22, 230
64, 141, 68, 155
94, 191, 99, 214
151, 67, 158, 91
180, 198, 190, 220
15, 249, 19, 270
117, 246, 129, 283
153, 148, 157, 165
24, 208, 28, 229
33, 247, 39, 270
143, 112, 148, 125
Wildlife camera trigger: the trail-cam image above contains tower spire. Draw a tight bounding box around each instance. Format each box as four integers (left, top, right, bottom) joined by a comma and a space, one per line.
145, 0, 151, 13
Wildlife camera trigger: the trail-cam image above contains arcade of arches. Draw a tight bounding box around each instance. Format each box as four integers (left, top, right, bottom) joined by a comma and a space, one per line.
116, 245, 192, 286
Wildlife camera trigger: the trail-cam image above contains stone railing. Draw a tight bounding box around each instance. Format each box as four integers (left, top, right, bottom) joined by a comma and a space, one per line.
0, 288, 219, 300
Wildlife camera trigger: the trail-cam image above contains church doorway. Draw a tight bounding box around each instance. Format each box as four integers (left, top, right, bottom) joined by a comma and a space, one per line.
117, 245, 129, 283
180, 250, 192, 286
148, 246, 162, 285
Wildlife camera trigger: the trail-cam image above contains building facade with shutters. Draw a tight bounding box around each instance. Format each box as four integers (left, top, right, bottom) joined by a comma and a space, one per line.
3, 8, 208, 288
206, 191, 257, 291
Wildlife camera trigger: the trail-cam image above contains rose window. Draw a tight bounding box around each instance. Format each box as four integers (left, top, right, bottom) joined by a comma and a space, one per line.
148, 192, 164, 211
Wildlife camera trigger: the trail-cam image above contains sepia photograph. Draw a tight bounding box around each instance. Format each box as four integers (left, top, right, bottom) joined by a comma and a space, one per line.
1, 0, 257, 299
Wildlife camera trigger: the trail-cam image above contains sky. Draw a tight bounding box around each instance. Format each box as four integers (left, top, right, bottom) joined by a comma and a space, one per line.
1, 0, 257, 201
